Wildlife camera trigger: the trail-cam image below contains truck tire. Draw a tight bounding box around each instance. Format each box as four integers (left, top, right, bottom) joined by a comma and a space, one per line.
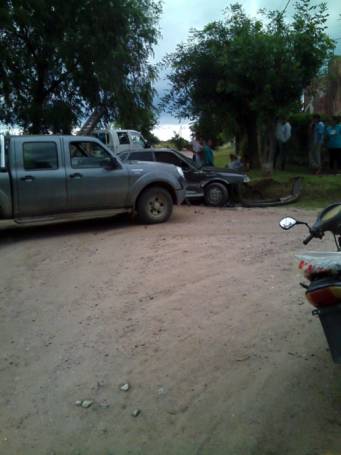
204, 182, 229, 207
137, 187, 173, 224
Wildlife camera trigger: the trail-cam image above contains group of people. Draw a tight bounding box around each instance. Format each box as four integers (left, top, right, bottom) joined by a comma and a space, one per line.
274, 114, 341, 174
191, 137, 214, 166
309, 114, 341, 174
192, 114, 341, 173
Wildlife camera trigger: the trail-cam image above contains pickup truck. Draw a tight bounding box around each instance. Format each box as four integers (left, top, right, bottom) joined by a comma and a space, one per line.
0, 135, 186, 226
92, 128, 149, 154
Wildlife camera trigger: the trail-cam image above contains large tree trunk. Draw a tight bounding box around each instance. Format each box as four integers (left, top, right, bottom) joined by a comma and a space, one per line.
29, 63, 47, 134
258, 120, 276, 175
246, 119, 260, 169
29, 104, 45, 134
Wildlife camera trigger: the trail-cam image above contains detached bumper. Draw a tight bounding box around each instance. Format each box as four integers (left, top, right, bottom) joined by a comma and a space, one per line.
175, 188, 186, 205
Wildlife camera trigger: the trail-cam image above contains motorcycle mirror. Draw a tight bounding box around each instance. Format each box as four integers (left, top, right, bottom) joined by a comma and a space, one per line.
279, 217, 297, 230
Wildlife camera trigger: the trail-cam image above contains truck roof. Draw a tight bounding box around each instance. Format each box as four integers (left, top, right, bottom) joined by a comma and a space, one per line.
92, 129, 140, 134
4, 134, 102, 140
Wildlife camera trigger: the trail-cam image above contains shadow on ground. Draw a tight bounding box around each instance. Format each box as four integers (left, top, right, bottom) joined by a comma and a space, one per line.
0, 213, 135, 246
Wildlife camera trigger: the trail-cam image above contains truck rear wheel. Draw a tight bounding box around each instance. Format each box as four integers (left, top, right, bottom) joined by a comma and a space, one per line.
137, 187, 173, 224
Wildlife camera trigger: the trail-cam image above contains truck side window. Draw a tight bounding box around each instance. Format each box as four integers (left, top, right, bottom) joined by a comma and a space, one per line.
70, 141, 113, 168
130, 132, 146, 147
117, 132, 129, 145
23, 142, 58, 170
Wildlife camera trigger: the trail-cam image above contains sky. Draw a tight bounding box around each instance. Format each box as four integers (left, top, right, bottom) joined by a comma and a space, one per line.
152, 0, 341, 140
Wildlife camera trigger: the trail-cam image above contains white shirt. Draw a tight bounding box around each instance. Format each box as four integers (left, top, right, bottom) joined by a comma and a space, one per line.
192, 139, 202, 154
276, 122, 291, 143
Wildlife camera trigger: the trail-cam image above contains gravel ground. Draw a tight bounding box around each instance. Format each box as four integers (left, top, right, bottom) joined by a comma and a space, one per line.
0, 205, 340, 455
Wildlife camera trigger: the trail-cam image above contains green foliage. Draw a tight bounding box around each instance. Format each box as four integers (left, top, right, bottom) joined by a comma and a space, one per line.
169, 133, 190, 150
143, 130, 160, 146
0, 0, 161, 133
163, 0, 335, 166
190, 113, 232, 145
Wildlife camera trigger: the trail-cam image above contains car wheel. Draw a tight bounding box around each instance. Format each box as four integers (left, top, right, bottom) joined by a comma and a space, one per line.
137, 187, 173, 224
204, 182, 229, 207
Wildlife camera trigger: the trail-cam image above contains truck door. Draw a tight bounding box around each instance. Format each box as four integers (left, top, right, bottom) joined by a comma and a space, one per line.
64, 138, 129, 211
14, 137, 67, 217
116, 131, 131, 153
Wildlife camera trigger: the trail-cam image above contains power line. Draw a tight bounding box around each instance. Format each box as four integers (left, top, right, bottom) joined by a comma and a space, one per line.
282, 0, 292, 14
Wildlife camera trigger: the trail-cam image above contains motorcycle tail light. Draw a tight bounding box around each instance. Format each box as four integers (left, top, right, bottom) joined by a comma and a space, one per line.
306, 285, 341, 308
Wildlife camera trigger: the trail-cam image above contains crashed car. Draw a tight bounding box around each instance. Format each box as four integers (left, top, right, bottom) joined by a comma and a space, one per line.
118, 148, 250, 206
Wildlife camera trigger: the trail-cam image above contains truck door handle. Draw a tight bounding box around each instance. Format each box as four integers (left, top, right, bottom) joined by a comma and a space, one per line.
70, 173, 83, 179
21, 175, 35, 182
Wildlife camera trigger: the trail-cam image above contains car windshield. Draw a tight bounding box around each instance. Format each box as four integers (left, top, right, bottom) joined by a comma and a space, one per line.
171, 150, 201, 169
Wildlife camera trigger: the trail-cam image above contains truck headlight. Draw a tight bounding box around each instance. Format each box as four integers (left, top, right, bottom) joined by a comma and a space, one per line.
243, 175, 250, 183
176, 166, 184, 178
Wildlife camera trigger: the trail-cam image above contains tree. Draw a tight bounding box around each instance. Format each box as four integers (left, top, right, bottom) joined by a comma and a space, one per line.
169, 132, 190, 150
163, 0, 334, 168
0, 0, 161, 133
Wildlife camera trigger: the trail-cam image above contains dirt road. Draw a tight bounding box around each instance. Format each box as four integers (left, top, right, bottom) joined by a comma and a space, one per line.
0, 206, 340, 455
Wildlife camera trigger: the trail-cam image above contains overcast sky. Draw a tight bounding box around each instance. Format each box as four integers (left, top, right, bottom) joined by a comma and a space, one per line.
152, 0, 341, 140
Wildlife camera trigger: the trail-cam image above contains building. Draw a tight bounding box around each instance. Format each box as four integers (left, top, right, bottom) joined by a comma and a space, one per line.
303, 56, 341, 116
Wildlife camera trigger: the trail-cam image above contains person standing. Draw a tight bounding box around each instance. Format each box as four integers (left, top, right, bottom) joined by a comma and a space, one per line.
325, 116, 341, 171
203, 139, 214, 166
192, 135, 202, 164
309, 114, 325, 174
274, 117, 291, 170
228, 153, 243, 170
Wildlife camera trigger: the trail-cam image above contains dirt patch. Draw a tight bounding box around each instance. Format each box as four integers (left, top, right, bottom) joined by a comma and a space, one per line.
0, 206, 340, 455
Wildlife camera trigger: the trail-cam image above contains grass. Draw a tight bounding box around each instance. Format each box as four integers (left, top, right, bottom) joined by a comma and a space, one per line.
214, 144, 341, 210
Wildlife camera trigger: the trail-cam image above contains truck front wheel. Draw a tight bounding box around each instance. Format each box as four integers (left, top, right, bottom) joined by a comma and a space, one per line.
137, 187, 173, 224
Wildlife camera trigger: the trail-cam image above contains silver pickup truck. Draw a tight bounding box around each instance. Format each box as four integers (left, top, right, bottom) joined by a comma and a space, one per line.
0, 135, 186, 225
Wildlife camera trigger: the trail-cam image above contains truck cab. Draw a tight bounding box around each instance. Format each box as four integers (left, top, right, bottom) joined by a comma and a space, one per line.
92, 128, 148, 154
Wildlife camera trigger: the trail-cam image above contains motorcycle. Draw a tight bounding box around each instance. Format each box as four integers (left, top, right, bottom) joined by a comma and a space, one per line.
279, 202, 341, 363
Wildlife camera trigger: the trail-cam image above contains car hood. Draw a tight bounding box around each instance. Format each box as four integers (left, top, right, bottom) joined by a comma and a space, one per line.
200, 166, 248, 180
124, 160, 181, 176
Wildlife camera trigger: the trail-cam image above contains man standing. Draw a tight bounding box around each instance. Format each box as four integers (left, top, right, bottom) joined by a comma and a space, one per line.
326, 116, 341, 171
274, 117, 291, 170
203, 139, 214, 166
191, 135, 202, 165
309, 114, 325, 174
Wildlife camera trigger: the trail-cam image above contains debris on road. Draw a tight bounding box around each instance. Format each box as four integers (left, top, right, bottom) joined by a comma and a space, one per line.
131, 409, 141, 417
120, 383, 130, 392
80, 400, 93, 409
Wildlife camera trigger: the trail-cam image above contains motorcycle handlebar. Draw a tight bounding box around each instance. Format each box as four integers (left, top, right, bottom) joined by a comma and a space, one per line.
303, 233, 314, 245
